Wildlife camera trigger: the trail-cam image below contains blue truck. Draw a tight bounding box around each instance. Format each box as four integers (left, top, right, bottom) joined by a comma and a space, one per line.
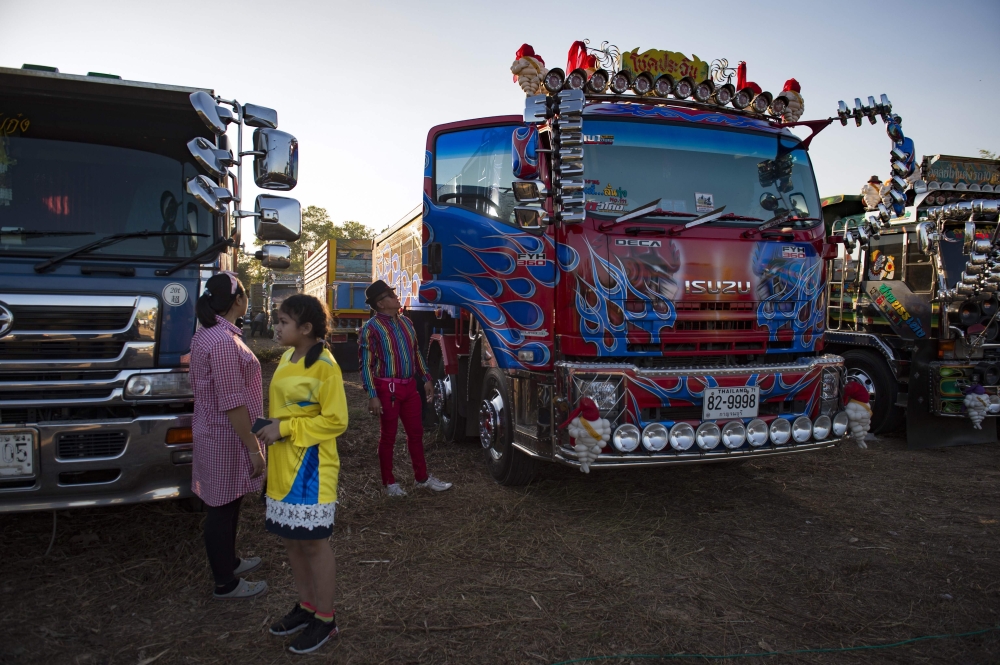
0, 65, 301, 512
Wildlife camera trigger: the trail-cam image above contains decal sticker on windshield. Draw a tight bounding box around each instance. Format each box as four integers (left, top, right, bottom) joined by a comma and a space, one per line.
867, 249, 896, 280
695, 192, 714, 212
163, 283, 188, 307
0, 114, 30, 136
583, 134, 614, 145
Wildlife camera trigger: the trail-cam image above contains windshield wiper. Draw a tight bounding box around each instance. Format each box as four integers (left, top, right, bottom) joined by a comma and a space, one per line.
155, 237, 236, 276
1, 228, 96, 238
599, 199, 698, 230
34, 231, 209, 273
742, 215, 825, 237
661, 206, 730, 236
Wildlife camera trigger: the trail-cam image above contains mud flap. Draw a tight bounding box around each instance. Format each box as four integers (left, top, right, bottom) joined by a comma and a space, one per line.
906, 340, 997, 448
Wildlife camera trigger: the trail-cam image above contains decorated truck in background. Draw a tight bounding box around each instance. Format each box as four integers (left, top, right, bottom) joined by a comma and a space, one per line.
823, 153, 1000, 447
303, 238, 373, 370
375, 41, 874, 485
0, 64, 302, 512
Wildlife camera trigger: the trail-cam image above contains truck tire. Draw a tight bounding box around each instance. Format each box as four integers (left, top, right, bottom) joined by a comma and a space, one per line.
479, 368, 537, 486
434, 356, 465, 443
842, 349, 904, 434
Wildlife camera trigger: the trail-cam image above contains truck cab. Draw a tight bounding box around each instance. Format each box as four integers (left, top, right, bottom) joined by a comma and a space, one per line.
0, 65, 302, 511
376, 47, 855, 484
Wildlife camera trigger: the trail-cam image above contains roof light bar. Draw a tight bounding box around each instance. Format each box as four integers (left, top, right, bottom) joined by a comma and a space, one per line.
674, 76, 695, 100
565, 68, 587, 91
653, 74, 675, 98
586, 69, 609, 93
543, 68, 565, 94
609, 70, 632, 95
693, 79, 714, 103
632, 72, 654, 96
751, 91, 772, 114
713, 83, 735, 106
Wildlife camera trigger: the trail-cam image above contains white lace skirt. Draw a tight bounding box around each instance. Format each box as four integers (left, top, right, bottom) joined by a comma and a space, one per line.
265, 497, 336, 540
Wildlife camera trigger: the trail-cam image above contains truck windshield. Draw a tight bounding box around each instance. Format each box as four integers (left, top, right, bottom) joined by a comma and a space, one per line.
0, 136, 215, 259
582, 119, 821, 228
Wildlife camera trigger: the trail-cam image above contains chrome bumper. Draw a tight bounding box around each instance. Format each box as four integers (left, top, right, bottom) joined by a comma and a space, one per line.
0, 414, 193, 514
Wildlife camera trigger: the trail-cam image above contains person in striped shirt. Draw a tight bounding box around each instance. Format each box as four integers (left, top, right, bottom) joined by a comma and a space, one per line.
359, 280, 453, 497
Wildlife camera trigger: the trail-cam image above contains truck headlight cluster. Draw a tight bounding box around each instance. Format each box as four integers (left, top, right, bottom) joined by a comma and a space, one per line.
125, 372, 192, 398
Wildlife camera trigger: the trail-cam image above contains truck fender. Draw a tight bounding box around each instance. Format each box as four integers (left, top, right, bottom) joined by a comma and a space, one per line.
429, 333, 460, 376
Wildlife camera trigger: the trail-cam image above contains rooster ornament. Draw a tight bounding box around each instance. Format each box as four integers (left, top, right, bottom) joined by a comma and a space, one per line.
511, 44, 548, 96
560, 397, 611, 473
843, 381, 872, 448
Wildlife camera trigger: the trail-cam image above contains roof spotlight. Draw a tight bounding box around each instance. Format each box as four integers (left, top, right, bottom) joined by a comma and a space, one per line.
713, 83, 735, 106
653, 74, 675, 98
733, 87, 756, 109
586, 69, 609, 93
609, 70, 632, 95
674, 76, 695, 99
543, 68, 566, 94
751, 91, 773, 114
565, 68, 587, 91
769, 95, 788, 117
631, 71, 654, 96
693, 79, 714, 103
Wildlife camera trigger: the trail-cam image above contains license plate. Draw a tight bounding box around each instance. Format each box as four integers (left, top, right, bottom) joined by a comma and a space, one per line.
702, 386, 759, 421
0, 430, 34, 478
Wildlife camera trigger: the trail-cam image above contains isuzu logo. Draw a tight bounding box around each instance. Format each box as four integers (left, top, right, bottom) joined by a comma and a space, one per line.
684, 280, 752, 295
0, 303, 12, 338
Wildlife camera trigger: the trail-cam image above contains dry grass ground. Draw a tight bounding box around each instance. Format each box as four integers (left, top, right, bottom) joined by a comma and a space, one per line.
1, 360, 999, 664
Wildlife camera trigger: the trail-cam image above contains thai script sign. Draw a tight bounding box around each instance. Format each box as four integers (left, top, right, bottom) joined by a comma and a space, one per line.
865, 280, 930, 340
621, 48, 709, 82
922, 154, 1000, 187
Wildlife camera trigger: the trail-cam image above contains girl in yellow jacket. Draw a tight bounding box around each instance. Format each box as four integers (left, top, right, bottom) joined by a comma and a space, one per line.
255, 294, 347, 654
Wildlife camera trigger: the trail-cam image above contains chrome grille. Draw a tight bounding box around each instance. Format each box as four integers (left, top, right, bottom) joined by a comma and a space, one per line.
0, 340, 125, 360
10, 306, 135, 332
57, 431, 128, 459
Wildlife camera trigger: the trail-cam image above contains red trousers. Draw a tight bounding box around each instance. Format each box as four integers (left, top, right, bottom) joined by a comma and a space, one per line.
375, 378, 428, 485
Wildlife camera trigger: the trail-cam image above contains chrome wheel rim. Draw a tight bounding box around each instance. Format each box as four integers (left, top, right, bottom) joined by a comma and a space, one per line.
434, 375, 454, 430
479, 385, 506, 460
846, 367, 877, 407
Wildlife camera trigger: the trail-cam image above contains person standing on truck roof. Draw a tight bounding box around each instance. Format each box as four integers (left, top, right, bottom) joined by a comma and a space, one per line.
190, 272, 268, 600
256, 294, 347, 654
359, 280, 453, 497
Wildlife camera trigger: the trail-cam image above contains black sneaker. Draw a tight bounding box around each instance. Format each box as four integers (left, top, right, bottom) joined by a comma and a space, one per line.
269, 603, 314, 636
288, 616, 338, 654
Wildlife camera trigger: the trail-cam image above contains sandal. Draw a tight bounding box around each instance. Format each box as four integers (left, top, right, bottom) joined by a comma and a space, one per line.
213, 578, 268, 600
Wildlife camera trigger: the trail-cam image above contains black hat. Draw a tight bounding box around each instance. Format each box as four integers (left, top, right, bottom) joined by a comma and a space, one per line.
365, 280, 394, 306
868, 175, 881, 184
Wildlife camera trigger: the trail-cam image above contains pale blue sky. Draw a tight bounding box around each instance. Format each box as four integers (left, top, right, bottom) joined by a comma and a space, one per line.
3, 0, 998, 238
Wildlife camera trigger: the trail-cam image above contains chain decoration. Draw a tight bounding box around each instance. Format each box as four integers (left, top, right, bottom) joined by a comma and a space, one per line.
584, 40, 621, 72
709, 59, 736, 86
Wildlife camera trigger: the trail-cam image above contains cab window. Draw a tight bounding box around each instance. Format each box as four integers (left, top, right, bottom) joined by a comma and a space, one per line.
434, 125, 518, 222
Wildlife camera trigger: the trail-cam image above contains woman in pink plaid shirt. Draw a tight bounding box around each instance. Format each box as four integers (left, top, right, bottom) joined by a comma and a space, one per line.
190, 272, 268, 600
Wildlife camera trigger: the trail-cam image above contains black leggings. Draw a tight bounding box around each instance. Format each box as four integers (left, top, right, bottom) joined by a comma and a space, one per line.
204, 496, 242, 588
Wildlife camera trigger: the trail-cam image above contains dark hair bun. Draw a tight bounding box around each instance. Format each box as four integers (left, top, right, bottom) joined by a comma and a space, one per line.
279, 294, 331, 368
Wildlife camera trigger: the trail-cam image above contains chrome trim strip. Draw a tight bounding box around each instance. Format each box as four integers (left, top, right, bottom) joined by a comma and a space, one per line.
0, 369, 191, 406
0, 293, 141, 309
555, 354, 844, 378
0, 341, 155, 370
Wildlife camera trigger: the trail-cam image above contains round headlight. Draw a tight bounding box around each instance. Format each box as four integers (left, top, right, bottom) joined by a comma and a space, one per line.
674, 76, 695, 99
128, 375, 152, 396
769, 418, 791, 444
733, 87, 755, 110
812, 415, 832, 440
610, 71, 631, 95
832, 411, 850, 437
632, 72, 653, 96
770, 95, 788, 116
612, 424, 640, 452
641, 423, 669, 452
587, 69, 609, 93
669, 422, 695, 451
543, 68, 566, 94
713, 83, 734, 106
653, 74, 675, 98
693, 79, 714, 103
566, 68, 587, 91
752, 91, 773, 114
791, 416, 812, 443
695, 422, 721, 450
746, 419, 769, 447
721, 421, 747, 449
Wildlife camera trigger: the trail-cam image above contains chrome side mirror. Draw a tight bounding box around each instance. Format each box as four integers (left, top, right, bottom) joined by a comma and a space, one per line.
253, 128, 298, 191
187, 137, 235, 178
254, 194, 301, 241
513, 206, 548, 232
242, 103, 277, 129
963, 221, 976, 255
189, 91, 235, 135
187, 175, 233, 214
916, 222, 938, 255
255, 243, 291, 269
512, 181, 548, 203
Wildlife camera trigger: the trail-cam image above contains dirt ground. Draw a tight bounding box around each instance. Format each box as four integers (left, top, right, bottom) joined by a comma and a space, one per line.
1, 356, 999, 664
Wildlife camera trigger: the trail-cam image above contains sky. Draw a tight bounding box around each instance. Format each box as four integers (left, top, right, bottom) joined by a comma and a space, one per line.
3, 0, 999, 239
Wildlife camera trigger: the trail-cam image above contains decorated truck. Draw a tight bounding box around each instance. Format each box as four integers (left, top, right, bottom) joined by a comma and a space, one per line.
823, 153, 1000, 447
303, 238, 373, 369
376, 41, 873, 485
0, 64, 301, 512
